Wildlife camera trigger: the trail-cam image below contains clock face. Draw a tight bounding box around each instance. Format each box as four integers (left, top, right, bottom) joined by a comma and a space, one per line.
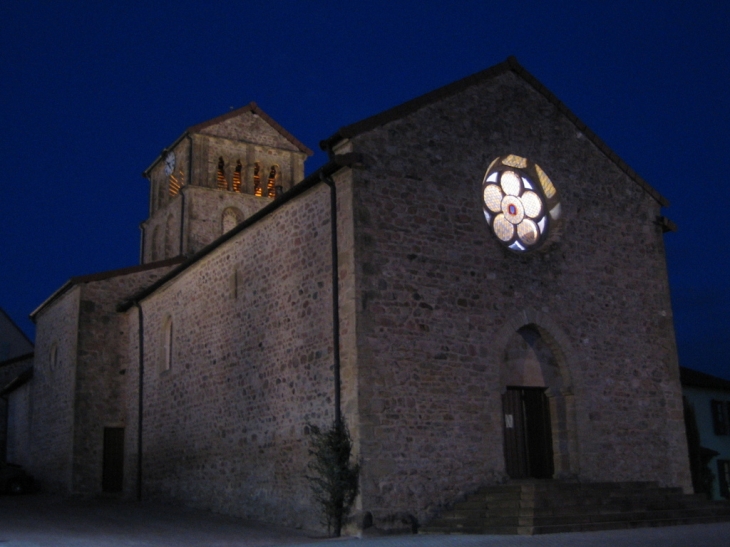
164, 152, 176, 176
481, 155, 561, 252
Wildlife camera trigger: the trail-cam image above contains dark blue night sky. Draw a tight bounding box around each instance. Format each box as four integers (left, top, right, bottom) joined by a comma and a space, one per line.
1, 1, 728, 379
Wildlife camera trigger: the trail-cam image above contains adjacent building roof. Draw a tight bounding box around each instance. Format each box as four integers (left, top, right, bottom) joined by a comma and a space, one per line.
0, 307, 34, 359
0, 366, 33, 397
680, 366, 730, 392
321, 56, 669, 208
0, 351, 34, 369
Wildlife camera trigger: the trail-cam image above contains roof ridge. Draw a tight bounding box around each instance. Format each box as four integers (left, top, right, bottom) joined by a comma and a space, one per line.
0, 351, 34, 368
320, 56, 668, 207
681, 366, 730, 390
188, 102, 313, 155
30, 257, 185, 320
143, 103, 313, 177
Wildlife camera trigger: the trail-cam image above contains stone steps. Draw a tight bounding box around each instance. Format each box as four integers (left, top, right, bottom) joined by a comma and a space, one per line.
421, 480, 730, 535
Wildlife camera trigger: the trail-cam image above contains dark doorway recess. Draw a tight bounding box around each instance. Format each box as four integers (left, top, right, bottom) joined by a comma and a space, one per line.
503, 387, 554, 479
102, 427, 124, 493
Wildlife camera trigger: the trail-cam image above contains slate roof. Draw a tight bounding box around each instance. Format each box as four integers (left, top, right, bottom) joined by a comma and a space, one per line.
321, 56, 669, 208
30, 257, 185, 320
0, 366, 33, 397
681, 366, 730, 391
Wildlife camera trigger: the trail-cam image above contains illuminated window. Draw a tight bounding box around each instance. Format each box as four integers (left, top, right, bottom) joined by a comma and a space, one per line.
162, 317, 173, 372
481, 155, 561, 252
217, 157, 227, 190
267, 165, 278, 197
253, 162, 262, 196
168, 172, 181, 197
232, 160, 242, 192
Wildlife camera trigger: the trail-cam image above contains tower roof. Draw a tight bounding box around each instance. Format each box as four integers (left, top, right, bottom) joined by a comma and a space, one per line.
143, 102, 312, 177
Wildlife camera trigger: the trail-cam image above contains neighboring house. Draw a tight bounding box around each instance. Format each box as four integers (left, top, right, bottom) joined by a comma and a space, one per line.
681, 366, 730, 500
0, 307, 34, 462
20, 57, 692, 533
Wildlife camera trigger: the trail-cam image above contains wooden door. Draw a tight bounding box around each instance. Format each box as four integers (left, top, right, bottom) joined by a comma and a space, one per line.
502, 387, 554, 479
102, 427, 124, 493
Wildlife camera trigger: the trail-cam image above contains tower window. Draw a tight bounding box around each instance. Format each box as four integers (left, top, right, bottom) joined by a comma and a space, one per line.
253, 162, 262, 196
232, 160, 242, 192
168, 172, 181, 197
267, 165, 278, 198
217, 157, 227, 190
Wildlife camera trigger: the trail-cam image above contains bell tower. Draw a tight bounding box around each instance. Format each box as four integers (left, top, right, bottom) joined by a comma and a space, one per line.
140, 103, 312, 263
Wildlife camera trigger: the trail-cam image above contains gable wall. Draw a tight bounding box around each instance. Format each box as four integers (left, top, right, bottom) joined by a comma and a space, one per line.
349, 71, 689, 526
70, 264, 181, 495
29, 287, 81, 492
199, 112, 302, 152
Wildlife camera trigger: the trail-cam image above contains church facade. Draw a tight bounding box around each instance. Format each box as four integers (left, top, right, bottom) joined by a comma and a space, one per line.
19, 57, 691, 532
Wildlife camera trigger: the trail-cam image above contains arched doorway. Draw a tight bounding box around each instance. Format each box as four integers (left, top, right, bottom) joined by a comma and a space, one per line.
501, 325, 569, 480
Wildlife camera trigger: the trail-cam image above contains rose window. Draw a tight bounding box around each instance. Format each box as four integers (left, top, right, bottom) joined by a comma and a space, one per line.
481, 155, 561, 252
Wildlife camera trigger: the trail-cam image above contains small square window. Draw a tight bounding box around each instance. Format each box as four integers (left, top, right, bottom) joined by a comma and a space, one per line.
711, 400, 729, 435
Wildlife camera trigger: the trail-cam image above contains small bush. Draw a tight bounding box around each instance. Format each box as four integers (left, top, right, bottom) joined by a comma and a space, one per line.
306, 420, 360, 536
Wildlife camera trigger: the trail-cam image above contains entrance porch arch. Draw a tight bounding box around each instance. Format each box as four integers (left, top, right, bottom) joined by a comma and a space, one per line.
493, 308, 580, 480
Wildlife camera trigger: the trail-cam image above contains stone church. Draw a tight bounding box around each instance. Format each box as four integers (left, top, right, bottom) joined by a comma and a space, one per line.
12, 57, 693, 532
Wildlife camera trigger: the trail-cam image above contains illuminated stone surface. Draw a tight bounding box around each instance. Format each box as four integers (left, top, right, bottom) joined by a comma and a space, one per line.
20, 60, 688, 536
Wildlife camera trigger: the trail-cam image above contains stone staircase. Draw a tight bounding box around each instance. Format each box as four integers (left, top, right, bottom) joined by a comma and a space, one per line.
422, 480, 730, 535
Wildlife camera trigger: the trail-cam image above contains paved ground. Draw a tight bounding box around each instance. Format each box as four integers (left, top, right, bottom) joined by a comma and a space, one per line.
1, 494, 729, 547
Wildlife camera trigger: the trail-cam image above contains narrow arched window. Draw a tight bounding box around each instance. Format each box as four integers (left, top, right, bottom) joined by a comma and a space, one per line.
49, 343, 58, 370
217, 157, 227, 190
267, 165, 278, 198
232, 160, 242, 192
162, 317, 173, 372
253, 162, 262, 196
164, 214, 175, 258
151, 225, 161, 261
222, 207, 244, 234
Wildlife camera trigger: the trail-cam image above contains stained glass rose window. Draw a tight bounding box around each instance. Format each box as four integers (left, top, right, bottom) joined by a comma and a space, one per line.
482, 155, 561, 252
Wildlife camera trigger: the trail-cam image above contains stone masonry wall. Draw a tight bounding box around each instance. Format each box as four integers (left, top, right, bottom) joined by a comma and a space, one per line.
142, 187, 273, 261
125, 180, 353, 530
71, 263, 181, 495
183, 187, 273, 256
348, 70, 690, 527
29, 287, 81, 492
